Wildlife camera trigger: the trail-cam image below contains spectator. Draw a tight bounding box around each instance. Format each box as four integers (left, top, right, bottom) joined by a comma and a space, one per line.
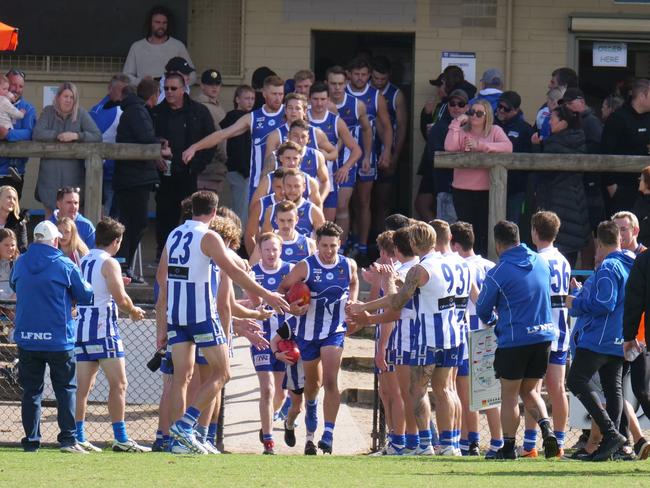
114, 82, 167, 281
566, 221, 634, 461
533, 105, 591, 266
56, 217, 89, 267
0, 228, 18, 302
601, 78, 650, 216
221, 85, 255, 227
0, 185, 27, 253
0, 74, 24, 130
88, 73, 131, 217
123, 5, 195, 85
10, 220, 94, 453
536, 67, 578, 130
156, 56, 194, 105
601, 94, 624, 122
0, 69, 37, 197
633, 165, 650, 246
33, 82, 102, 217
537, 87, 565, 141
494, 91, 534, 224
416, 88, 468, 222
251, 66, 277, 110
48, 186, 95, 249
469, 68, 504, 112
151, 72, 215, 258
444, 98, 513, 255
422, 65, 476, 139
195, 69, 228, 197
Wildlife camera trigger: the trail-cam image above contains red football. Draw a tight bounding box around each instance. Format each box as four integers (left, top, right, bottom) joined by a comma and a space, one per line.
278, 339, 301, 363
286, 282, 311, 306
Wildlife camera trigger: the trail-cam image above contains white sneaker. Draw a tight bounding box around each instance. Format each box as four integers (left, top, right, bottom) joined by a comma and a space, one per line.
60, 444, 89, 454
170, 440, 193, 454
454, 447, 463, 457
199, 440, 221, 454
401, 447, 417, 456
439, 445, 457, 456
415, 445, 435, 456
112, 439, 152, 452
385, 443, 404, 456
78, 440, 102, 452
169, 423, 207, 455
369, 448, 386, 457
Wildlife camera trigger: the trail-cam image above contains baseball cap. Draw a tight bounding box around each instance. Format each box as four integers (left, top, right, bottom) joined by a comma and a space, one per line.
34, 220, 63, 241
165, 57, 195, 75
448, 89, 469, 103
498, 91, 521, 110
429, 65, 465, 86
559, 87, 584, 104
480, 68, 503, 87
201, 69, 222, 86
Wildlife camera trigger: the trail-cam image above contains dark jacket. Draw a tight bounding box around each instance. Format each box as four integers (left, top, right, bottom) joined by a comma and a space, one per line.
535, 129, 591, 254
601, 103, 650, 212
114, 93, 159, 191
419, 80, 477, 139
151, 94, 216, 177
580, 108, 605, 228
5, 210, 28, 254
221, 109, 251, 177
623, 249, 650, 344
495, 112, 534, 195
633, 193, 650, 247
423, 111, 453, 193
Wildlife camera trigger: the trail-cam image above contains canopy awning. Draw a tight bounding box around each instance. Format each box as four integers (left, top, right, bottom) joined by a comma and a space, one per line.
0, 22, 18, 51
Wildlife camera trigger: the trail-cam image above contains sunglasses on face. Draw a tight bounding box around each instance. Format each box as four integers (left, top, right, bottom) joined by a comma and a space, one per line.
448, 101, 466, 108
163, 86, 179, 91
497, 104, 513, 113
467, 109, 485, 118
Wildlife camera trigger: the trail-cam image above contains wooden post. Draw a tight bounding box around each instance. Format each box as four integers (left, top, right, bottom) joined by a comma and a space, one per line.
84, 153, 104, 224
488, 165, 508, 260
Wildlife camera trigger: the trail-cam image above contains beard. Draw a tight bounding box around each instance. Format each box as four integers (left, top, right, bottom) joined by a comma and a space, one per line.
153, 28, 167, 39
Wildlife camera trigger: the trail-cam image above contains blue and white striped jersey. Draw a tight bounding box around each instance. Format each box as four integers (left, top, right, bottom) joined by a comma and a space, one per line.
388, 257, 419, 354
538, 246, 571, 353
165, 220, 216, 325
252, 261, 292, 339
77, 249, 119, 342
296, 254, 352, 340
249, 106, 285, 200
465, 254, 495, 331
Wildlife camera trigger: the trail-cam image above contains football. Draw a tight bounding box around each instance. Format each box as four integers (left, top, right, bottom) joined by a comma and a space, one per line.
285, 281, 311, 306
277, 339, 301, 363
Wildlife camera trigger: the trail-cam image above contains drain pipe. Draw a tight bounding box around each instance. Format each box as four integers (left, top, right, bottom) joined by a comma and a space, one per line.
505, 0, 513, 89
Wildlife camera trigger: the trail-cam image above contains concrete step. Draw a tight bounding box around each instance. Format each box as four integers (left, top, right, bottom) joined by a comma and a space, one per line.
341, 356, 374, 372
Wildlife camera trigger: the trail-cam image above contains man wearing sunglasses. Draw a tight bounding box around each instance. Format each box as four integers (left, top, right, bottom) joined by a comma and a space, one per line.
0, 69, 36, 197
494, 91, 534, 224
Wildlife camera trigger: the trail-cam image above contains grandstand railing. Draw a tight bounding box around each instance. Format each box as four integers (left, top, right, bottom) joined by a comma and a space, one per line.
435, 152, 650, 259
0, 142, 161, 224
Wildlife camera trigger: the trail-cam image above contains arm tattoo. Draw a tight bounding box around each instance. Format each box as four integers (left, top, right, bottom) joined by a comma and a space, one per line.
388, 266, 420, 311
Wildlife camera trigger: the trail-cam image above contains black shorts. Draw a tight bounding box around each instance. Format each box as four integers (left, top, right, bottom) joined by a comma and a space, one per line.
494, 341, 551, 380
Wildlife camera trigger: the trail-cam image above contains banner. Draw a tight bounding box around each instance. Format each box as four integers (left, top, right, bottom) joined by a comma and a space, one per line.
469, 327, 501, 411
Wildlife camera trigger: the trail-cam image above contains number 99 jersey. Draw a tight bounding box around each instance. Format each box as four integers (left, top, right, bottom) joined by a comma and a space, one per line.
537, 246, 571, 353
165, 220, 216, 325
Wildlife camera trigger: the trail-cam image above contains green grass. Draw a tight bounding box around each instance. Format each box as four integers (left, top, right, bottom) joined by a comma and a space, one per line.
1, 449, 650, 487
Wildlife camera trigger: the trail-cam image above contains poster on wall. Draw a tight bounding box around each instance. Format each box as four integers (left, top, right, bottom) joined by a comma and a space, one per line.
593, 42, 627, 68
442, 51, 476, 85
43, 86, 58, 108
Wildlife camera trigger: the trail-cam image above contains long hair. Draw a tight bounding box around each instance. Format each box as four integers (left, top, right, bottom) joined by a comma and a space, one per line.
0, 185, 20, 221
0, 228, 19, 261
57, 217, 89, 258
144, 5, 173, 38
53, 82, 80, 122
464, 98, 494, 138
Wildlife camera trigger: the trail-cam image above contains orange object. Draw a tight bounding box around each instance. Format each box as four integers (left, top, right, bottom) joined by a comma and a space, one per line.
637, 312, 646, 344
285, 282, 311, 307
277, 339, 300, 363
0, 22, 18, 51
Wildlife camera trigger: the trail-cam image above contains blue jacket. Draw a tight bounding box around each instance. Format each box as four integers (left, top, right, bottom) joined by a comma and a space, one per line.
476, 244, 555, 348
569, 274, 595, 358
569, 250, 635, 357
0, 98, 36, 176
10, 243, 93, 351
468, 89, 503, 113
49, 211, 96, 249
89, 95, 121, 182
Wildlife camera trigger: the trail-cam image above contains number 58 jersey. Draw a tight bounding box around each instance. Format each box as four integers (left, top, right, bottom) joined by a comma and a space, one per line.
165, 220, 217, 326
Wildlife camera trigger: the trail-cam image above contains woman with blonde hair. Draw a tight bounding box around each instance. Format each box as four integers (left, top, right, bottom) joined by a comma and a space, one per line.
57, 216, 89, 266
444, 98, 512, 255
0, 185, 28, 252
33, 82, 102, 217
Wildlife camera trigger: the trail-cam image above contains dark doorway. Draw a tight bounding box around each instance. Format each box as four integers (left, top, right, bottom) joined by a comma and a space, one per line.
312, 30, 416, 216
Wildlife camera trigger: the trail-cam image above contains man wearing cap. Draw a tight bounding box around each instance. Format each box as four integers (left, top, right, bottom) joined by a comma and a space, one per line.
11, 221, 94, 453
123, 5, 196, 85
494, 91, 535, 224
157, 57, 194, 104
469, 68, 504, 112
195, 69, 228, 196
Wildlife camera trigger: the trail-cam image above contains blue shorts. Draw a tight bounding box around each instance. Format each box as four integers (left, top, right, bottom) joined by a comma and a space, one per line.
251, 346, 286, 372
549, 349, 568, 366
338, 162, 357, 188
324, 189, 338, 209
294, 332, 345, 362
387, 349, 412, 366
167, 318, 226, 347
160, 346, 208, 375
75, 335, 125, 361
375, 349, 395, 374
457, 358, 469, 377
410, 345, 461, 367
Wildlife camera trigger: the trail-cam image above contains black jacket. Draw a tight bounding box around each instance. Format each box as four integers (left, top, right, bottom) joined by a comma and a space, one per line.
495, 112, 534, 196
633, 193, 650, 247
535, 129, 591, 254
114, 93, 159, 191
419, 80, 477, 140
623, 250, 650, 343
221, 109, 251, 177
6, 210, 28, 254
151, 94, 216, 178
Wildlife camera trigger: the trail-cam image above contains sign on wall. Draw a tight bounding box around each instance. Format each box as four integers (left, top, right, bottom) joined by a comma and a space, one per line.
469, 327, 501, 411
593, 42, 628, 68
42, 86, 58, 108
442, 51, 477, 85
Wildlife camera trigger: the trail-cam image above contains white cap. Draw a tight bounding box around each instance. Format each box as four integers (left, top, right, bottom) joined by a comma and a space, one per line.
34, 220, 63, 241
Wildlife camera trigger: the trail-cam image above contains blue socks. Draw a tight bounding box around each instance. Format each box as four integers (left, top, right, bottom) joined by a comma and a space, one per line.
280, 396, 292, 417
178, 406, 201, 431
523, 429, 537, 452
321, 421, 335, 445
554, 430, 565, 448
305, 400, 318, 433
391, 433, 406, 449
195, 424, 208, 443
263, 433, 273, 442
440, 430, 453, 448
76, 421, 86, 443
405, 433, 419, 450
490, 438, 504, 452
112, 421, 128, 443
419, 429, 432, 449
207, 423, 218, 445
